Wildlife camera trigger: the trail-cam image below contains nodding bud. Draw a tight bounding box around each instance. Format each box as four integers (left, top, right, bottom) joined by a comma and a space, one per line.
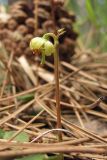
42, 40, 55, 56
30, 37, 45, 54
30, 36, 55, 64
29, 31, 61, 64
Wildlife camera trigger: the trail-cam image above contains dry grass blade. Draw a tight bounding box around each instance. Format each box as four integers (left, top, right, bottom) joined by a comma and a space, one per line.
61, 61, 96, 81
18, 56, 38, 85
0, 83, 51, 102
0, 99, 35, 126
0, 145, 106, 158
0, 51, 14, 98
36, 99, 107, 143
8, 109, 44, 142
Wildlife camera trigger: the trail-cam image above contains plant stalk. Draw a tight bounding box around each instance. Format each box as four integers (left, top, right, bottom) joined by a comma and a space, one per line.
54, 45, 62, 142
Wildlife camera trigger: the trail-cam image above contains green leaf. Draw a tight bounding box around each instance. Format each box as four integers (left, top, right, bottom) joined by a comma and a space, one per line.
17, 93, 34, 102
15, 154, 46, 160
44, 154, 64, 160
3, 131, 29, 142
86, 0, 97, 26
15, 154, 63, 160
93, 0, 107, 27
0, 129, 5, 139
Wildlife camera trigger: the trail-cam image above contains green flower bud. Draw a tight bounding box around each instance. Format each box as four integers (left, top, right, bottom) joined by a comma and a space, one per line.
30, 35, 55, 64
42, 40, 55, 56
30, 37, 55, 56
30, 37, 45, 54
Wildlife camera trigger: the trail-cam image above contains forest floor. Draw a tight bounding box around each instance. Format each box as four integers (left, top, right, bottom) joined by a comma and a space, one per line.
0, 45, 107, 160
